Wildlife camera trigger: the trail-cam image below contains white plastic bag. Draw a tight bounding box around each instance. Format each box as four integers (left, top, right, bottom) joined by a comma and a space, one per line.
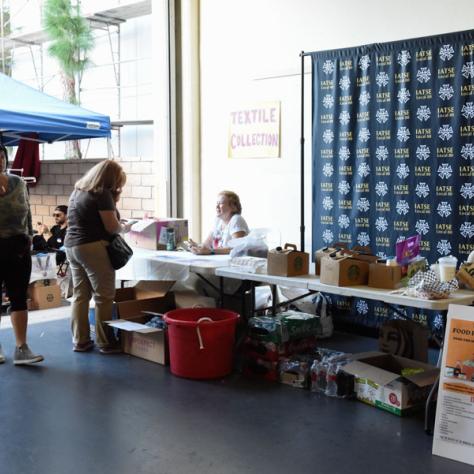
30, 253, 57, 282
228, 228, 269, 258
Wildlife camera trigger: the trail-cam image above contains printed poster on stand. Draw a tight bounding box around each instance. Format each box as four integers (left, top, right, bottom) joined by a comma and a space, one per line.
432, 304, 474, 466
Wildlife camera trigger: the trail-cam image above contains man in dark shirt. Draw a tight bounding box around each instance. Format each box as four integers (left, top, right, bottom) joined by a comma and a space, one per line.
32, 205, 68, 264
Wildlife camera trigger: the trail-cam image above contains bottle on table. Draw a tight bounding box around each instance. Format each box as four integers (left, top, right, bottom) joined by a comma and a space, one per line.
166, 227, 176, 251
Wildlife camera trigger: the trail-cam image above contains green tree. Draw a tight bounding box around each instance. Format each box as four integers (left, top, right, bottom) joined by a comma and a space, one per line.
43, 0, 94, 158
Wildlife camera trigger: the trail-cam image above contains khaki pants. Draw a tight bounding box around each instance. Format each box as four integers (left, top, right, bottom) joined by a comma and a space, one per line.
66, 241, 116, 347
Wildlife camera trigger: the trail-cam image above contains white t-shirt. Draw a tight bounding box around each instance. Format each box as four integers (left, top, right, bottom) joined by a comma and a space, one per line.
211, 214, 249, 248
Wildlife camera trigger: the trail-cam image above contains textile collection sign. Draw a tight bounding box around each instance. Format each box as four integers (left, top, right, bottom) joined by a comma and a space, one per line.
310, 30, 474, 334
228, 101, 280, 158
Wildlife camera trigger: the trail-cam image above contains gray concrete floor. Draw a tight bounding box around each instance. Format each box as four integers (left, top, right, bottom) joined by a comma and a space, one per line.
0, 308, 469, 474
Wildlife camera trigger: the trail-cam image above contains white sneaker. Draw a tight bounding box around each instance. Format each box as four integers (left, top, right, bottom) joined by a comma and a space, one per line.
0, 344, 5, 364
13, 344, 44, 365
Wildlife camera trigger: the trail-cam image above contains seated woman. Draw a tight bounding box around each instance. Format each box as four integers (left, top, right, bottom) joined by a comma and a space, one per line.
190, 190, 249, 255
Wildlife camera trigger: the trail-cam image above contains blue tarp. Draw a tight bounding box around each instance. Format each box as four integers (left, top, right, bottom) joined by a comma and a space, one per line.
0, 73, 111, 146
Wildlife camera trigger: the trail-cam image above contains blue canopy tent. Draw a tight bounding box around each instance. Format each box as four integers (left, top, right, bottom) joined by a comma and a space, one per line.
0, 73, 111, 146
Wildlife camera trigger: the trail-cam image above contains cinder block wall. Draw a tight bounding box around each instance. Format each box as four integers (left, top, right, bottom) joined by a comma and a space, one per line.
28, 158, 156, 228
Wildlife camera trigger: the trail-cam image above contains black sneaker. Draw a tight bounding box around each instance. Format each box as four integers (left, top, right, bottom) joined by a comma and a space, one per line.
13, 344, 44, 365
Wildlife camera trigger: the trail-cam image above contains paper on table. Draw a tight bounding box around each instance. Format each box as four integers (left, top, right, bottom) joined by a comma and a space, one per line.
131, 219, 154, 232
107, 320, 149, 331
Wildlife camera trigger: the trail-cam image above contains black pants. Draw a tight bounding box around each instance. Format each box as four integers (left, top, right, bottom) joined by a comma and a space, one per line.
0, 235, 32, 312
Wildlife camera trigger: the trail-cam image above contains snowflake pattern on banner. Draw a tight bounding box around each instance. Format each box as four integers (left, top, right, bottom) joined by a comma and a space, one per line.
376, 71, 389, 87
397, 50, 411, 67
357, 197, 370, 212
437, 163, 453, 179
359, 55, 370, 71
396, 163, 410, 179
322, 129, 334, 144
438, 124, 453, 141
322, 163, 334, 177
461, 143, 474, 159
376, 108, 389, 123
375, 217, 388, 232
375, 145, 389, 161
322, 196, 334, 211
338, 181, 350, 195
416, 67, 431, 83
375, 181, 388, 197
396, 200, 409, 215
312, 34, 474, 335
357, 162, 370, 178
437, 201, 452, 218
339, 76, 351, 91
338, 215, 350, 229
416, 144, 431, 160
322, 60, 335, 75
339, 110, 350, 125
359, 90, 371, 106
357, 232, 370, 246
358, 128, 370, 142
397, 126, 410, 142
437, 240, 452, 256
460, 222, 474, 238
322, 229, 334, 243
461, 102, 474, 119
415, 182, 430, 198
339, 146, 350, 161
397, 88, 410, 104
356, 300, 369, 315
415, 219, 430, 235
462, 61, 474, 79
322, 94, 334, 109
416, 105, 431, 121
439, 84, 454, 100
460, 183, 474, 199
439, 44, 454, 61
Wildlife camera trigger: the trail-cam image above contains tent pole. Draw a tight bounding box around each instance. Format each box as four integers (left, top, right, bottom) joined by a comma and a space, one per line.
300, 51, 305, 252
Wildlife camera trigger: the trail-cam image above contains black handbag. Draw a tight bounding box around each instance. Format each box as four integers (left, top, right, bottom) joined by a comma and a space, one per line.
106, 234, 133, 270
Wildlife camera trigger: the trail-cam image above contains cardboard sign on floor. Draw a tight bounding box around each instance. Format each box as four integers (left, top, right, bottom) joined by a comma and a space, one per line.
432, 305, 474, 466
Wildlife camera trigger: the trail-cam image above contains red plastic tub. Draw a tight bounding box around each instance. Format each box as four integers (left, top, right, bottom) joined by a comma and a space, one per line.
163, 308, 239, 379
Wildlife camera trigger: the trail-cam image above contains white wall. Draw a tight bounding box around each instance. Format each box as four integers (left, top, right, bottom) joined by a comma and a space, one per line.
199, 0, 474, 248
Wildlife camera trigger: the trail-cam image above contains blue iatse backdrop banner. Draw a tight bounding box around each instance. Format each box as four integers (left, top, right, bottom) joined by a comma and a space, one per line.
311, 30, 474, 335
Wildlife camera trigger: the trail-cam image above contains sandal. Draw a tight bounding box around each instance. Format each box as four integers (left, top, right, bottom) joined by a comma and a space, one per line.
73, 340, 95, 352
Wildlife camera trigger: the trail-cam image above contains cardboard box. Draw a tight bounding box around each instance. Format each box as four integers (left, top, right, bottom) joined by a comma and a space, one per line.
106, 314, 168, 365
344, 352, 439, 416
368, 263, 402, 289
174, 291, 216, 309
28, 284, 62, 310
89, 281, 175, 334
267, 244, 309, 277
126, 218, 188, 250
31, 278, 58, 288
320, 255, 369, 286
314, 247, 337, 275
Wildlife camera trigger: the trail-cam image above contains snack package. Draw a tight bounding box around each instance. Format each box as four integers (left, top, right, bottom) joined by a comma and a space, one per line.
396, 235, 421, 266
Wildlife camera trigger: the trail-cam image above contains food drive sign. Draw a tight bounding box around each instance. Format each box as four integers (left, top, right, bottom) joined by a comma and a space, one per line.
228, 101, 280, 158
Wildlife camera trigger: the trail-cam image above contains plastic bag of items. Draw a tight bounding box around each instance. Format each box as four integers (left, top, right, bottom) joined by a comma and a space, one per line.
30, 253, 57, 282
248, 311, 322, 344
230, 256, 267, 274
279, 354, 314, 389
310, 348, 354, 398
228, 228, 269, 259
279, 289, 334, 338
407, 269, 459, 299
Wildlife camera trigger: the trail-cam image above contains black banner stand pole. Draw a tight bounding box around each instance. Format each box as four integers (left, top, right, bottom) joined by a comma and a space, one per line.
300, 51, 306, 252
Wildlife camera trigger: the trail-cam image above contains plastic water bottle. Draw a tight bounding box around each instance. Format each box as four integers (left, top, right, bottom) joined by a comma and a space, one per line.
325, 363, 338, 397
166, 227, 175, 251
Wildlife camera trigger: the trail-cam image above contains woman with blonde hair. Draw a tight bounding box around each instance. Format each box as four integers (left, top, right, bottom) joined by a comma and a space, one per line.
65, 160, 131, 354
190, 190, 249, 255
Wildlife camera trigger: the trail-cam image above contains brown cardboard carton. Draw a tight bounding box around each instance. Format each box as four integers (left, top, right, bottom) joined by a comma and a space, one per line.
126, 218, 188, 250
89, 281, 175, 334
320, 255, 369, 286
314, 243, 349, 275
28, 284, 62, 310
106, 314, 168, 365
344, 351, 439, 416
267, 244, 309, 277
368, 263, 402, 289
31, 278, 58, 288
